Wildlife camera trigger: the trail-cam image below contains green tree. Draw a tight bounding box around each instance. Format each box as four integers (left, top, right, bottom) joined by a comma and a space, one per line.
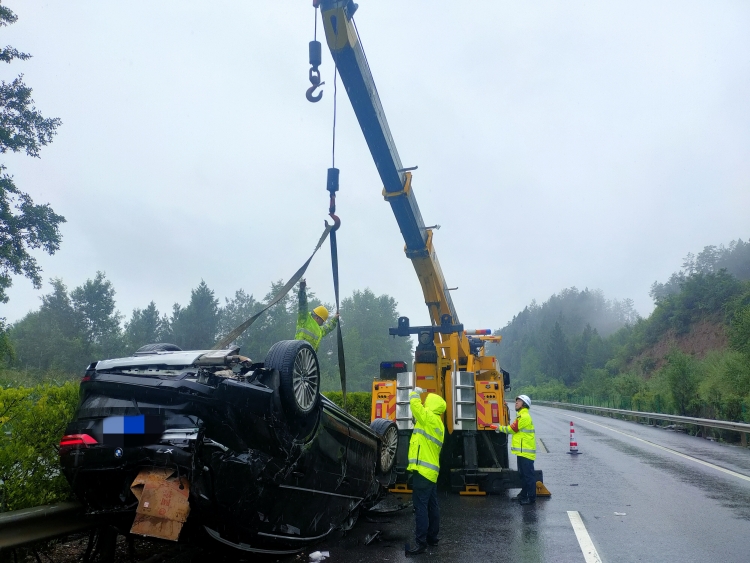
0, 319, 14, 364
545, 320, 571, 383
663, 351, 699, 416
70, 271, 123, 357
518, 345, 544, 387
217, 289, 260, 356
124, 301, 168, 353
170, 281, 220, 350
0, 6, 65, 305
729, 304, 750, 359
9, 274, 124, 372
10, 278, 85, 372
320, 289, 412, 392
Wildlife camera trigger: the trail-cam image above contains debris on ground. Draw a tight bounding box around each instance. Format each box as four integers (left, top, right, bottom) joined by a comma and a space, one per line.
364, 530, 381, 545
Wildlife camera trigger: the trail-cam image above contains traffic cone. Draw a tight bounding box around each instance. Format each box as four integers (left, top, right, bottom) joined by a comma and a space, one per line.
567, 421, 581, 455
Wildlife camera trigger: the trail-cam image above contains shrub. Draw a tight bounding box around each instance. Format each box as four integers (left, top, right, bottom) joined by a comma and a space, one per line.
323, 391, 372, 424
0, 382, 79, 511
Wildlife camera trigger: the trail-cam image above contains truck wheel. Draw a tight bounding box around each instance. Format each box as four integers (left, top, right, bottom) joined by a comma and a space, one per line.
265, 340, 320, 417
370, 418, 398, 474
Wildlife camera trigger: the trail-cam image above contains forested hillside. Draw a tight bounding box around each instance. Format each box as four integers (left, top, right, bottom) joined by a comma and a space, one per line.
494, 238, 750, 423
2, 276, 412, 392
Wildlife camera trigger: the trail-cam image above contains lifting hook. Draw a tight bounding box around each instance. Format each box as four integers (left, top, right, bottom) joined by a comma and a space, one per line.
307, 40, 324, 102
327, 212, 341, 232
306, 68, 325, 102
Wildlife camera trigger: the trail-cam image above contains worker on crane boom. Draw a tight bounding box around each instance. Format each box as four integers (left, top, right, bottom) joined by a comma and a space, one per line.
295, 279, 339, 351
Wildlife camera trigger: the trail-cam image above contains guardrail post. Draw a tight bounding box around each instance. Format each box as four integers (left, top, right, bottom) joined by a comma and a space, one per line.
742, 433, 748, 448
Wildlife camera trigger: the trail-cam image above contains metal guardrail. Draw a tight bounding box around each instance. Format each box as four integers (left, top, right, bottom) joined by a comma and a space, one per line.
535, 400, 750, 439
0, 501, 92, 550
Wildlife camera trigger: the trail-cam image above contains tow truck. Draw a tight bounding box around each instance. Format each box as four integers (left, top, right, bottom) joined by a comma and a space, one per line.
314, 0, 545, 495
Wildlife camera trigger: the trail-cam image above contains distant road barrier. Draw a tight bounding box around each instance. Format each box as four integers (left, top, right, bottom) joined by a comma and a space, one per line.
535, 400, 750, 446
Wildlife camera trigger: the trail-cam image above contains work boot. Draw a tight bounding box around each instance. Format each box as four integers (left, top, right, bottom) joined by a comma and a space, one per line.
519, 497, 536, 505
427, 538, 439, 546
405, 542, 427, 556
513, 491, 526, 501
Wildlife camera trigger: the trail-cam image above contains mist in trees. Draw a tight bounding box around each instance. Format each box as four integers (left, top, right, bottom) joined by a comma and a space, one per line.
5, 274, 412, 392
490, 287, 637, 387
650, 239, 750, 303
124, 302, 169, 352
511, 236, 750, 426
169, 281, 219, 350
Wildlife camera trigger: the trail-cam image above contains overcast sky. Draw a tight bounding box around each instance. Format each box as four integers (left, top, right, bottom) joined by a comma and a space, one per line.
1, 1, 748, 334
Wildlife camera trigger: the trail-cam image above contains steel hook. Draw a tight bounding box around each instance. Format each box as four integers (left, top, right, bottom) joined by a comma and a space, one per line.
307, 67, 325, 102
326, 213, 341, 232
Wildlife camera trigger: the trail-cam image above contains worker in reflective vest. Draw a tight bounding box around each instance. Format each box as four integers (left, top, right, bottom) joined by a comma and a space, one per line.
405, 387, 446, 555
295, 279, 339, 352
494, 394, 537, 505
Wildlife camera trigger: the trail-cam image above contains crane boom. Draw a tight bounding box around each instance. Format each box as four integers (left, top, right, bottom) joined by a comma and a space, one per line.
319, 1, 462, 332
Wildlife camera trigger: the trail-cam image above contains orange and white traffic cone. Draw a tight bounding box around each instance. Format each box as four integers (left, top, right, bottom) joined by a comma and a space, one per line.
567, 421, 581, 455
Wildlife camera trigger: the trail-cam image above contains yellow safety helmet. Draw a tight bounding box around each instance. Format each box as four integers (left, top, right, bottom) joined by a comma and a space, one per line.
313, 306, 329, 322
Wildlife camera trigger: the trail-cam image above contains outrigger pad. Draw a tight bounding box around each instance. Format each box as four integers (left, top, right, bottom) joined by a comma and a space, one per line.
536, 480, 551, 497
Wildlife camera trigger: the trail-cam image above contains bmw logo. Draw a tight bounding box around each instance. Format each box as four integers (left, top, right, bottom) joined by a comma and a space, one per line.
114, 448, 123, 458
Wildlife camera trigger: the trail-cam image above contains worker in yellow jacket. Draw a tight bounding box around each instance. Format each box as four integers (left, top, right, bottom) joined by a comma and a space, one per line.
494, 394, 537, 505
405, 387, 446, 555
295, 279, 339, 352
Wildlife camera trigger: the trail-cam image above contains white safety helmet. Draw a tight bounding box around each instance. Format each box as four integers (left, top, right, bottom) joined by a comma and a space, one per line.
516, 395, 531, 408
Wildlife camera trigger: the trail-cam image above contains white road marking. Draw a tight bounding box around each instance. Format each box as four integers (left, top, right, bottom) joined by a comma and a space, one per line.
538, 438, 549, 453
567, 511, 602, 563
570, 415, 750, 483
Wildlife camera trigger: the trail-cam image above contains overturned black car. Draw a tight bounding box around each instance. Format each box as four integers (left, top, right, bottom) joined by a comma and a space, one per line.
60, 340, 399, 555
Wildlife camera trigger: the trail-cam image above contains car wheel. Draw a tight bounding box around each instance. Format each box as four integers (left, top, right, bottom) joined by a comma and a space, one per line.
370, 418, 398, 474
265, 340, 321, 417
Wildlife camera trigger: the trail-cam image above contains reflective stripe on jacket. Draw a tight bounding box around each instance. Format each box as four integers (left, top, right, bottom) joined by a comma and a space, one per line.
295, 286, 338, 351
407, 392, 447, 483
497, 407, 536, 461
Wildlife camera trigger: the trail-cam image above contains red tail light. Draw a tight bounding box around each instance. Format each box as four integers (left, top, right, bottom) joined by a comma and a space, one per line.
60, 434, 98, 448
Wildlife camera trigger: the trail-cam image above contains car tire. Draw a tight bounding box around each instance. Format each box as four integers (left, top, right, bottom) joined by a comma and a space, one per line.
265, 340, 321, 418
370, 418, 398, 474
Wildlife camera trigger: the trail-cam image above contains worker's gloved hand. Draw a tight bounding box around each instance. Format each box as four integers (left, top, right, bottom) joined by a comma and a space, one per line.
413, 387, 425, 394
489, 424, 500, 433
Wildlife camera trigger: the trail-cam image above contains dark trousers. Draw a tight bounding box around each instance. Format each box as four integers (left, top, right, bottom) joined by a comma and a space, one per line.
517, 455, 536, 500
411, 472, 439, 546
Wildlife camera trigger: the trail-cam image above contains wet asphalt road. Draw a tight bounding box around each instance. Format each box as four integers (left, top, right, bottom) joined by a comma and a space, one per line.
279, 404, 750, 563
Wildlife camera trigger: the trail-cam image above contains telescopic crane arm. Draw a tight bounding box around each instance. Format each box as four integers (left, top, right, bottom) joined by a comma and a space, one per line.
318, 0, 468, 361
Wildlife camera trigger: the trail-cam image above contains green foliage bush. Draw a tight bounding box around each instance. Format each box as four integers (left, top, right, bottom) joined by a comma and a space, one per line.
323, 391, 372, 425
729, 304, 750, 358
0, 381, 79, 511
